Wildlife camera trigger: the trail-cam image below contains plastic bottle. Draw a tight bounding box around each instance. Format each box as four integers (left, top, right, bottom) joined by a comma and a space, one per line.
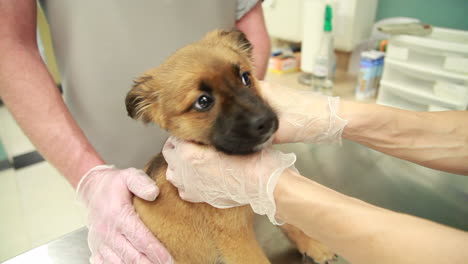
355, 52, 375, 100
374, 51, 385, 91
355, 51, 385, 100
310, 4, 336, 95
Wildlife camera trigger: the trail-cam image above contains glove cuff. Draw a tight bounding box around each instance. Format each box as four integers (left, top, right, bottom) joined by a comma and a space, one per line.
255, 151, 297, 225
299, 95, 348, 144
76, 164, 115, 204
324, 96, 349, 145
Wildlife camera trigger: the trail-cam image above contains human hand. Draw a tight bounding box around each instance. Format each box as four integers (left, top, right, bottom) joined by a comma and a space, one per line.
77, 165, 173, 264
162, 136, 297, 225
259, 81, 348, 144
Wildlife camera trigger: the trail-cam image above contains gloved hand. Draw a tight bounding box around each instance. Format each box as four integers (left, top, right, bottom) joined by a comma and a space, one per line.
77, 165, 173, 264
162, 136, 297, 225
259, 81, 348, 144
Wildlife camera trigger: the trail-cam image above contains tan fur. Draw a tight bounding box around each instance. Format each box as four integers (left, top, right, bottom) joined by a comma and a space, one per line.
134, 155, 268, 263
127, 29, 336, 264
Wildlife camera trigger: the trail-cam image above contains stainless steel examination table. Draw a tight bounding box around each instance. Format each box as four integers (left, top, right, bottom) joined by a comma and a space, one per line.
5, 141, 468, 263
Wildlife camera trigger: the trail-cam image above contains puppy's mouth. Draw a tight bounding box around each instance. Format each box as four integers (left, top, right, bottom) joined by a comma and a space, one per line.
212, 122, 277, 155
214, 136, 272, 155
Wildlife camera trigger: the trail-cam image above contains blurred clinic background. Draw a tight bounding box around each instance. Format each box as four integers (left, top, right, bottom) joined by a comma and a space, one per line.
1, 0, 467, 263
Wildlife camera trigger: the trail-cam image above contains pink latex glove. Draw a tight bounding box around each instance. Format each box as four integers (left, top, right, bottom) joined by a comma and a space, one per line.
77, 165, 173, 264
162, 136, 297, 225
259, 81, 348, 144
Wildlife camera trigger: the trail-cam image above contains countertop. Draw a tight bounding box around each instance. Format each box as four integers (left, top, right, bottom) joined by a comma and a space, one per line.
266, 70, 362, 101
4, 227, 90, 264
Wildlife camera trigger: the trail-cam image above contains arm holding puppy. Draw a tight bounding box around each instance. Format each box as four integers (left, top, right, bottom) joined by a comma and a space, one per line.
164, 81, 468, 263
276, 168, 468, 264
260, 82, 468, 175
163, 139, 468, 264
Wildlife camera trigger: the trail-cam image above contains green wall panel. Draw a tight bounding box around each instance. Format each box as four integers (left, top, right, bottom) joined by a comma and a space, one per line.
376, 0, 468, 31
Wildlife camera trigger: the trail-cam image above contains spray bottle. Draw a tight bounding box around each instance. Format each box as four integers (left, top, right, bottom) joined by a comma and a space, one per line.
310, 4, 336, 95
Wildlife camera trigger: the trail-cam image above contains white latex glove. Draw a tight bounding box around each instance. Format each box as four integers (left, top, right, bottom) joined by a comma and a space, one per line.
162, 136, 297, 225
259, 81, 348, 144
77, 165, 174, 264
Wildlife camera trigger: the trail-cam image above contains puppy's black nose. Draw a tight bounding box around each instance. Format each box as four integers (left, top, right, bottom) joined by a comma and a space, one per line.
247, 114, 277, 138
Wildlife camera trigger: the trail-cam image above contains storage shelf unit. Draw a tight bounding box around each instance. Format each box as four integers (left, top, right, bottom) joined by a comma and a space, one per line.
377, 27, 468, 111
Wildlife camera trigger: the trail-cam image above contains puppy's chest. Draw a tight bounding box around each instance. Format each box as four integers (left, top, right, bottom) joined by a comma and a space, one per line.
143, 153, 254, 228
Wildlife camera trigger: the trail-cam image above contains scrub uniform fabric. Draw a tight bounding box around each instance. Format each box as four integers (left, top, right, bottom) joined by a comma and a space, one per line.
40, 0, 259, 169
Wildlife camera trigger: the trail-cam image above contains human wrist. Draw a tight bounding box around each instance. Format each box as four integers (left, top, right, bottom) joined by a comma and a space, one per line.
339, 100, 379, 142
340, 101, 397, 144
71, 151, 106, 189
77, 165, 113, 191
273, 168, 303, 223
76, 164, 114, 205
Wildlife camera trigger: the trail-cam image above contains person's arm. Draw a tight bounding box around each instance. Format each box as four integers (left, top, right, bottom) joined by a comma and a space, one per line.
275, 169, 468, 264
236, 0, 271, 80
163, 138, 468, 264
0, 1, 103, 188
340, 101, 468, 175
259, 82, 468, 175
0, 3, 173, 263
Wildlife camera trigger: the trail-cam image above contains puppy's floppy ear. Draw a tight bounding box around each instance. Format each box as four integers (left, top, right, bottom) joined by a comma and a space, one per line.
125, 75, 159, 124
221, 29, 253, 59
204, 29, 253, 59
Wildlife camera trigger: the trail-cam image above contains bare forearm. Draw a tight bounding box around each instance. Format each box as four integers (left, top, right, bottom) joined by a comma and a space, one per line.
274, 169, 468, 264
236, 1, 271, 80
0, 1, 103, 188
340, 101, 468, 175
0, 46, 103, 188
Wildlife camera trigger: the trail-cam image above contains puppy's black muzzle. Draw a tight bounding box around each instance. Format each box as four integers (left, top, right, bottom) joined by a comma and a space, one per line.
212, 89, 278, 155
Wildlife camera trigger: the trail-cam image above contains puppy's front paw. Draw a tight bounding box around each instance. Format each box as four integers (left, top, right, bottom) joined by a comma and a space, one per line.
280, 223, 338, 264
301, 243, 338, 264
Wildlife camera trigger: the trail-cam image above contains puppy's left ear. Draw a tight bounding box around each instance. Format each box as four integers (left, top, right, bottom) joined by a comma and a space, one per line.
222, 29, 253, 59
203, 29, 253, 59
125, 75, 160, 124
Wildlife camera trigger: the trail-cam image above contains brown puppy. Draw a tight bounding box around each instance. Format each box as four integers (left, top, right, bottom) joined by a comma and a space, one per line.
125, 30, 336, 264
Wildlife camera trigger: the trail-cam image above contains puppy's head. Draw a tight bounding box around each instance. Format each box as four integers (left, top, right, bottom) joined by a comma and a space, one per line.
126, 30, 278, 154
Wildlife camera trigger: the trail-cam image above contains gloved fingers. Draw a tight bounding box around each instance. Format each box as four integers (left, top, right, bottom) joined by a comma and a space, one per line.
97, 245, 124, 264
163, 136, 210, 164
121, 167, 159, 201
118, 206, 173, 264
162, 136, 179, 171
166, 167, 183, 190
89, 252, 104, 264
106, 235, 158, 264
167, 169, 203, 203
206, 196, 246, 208
177, 189, 203, 203
163, 136, 177, 150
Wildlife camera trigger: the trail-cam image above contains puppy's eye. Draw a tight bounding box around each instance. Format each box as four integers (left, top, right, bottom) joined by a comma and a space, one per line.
194, 94, 214, 111
241, 72, 251, 86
